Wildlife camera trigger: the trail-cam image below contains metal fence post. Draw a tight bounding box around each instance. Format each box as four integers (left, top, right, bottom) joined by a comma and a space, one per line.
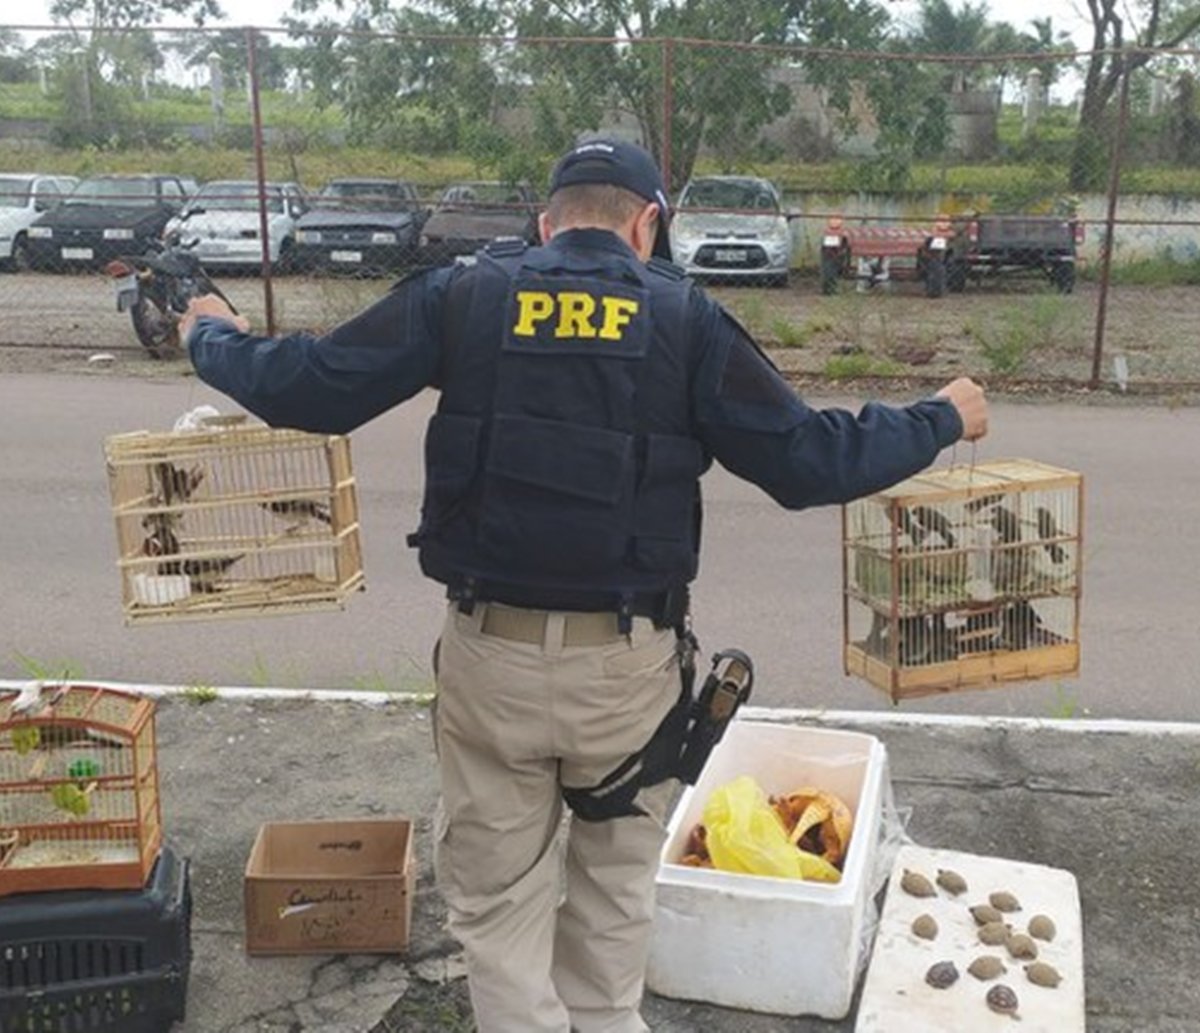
661, 37, 674, 195
1091, 55, 1133, 389
246, 25, 276, 337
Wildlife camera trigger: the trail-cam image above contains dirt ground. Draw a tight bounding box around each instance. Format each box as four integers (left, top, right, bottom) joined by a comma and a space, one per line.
1, 269, 1197, 393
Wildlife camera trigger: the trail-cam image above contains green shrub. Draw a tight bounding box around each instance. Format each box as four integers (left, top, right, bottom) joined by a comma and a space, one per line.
822, 353, 903, 379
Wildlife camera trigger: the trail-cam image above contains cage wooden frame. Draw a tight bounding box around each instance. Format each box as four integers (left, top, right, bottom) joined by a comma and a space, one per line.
842, 459, 1084, 702
106, 423, 365, 624
0, 685, 162, 896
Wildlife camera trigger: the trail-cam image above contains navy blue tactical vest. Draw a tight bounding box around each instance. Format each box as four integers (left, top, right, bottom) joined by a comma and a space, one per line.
411, 231, 708, 616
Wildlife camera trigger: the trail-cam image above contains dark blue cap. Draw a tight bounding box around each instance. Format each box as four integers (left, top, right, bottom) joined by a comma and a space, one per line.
549, 138, 673, 260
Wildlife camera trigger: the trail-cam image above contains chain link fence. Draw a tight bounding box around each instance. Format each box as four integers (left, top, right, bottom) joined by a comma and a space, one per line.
1, 25, 1199, 392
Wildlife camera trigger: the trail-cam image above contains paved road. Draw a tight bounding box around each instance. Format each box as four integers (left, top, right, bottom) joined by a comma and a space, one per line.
1, 372, 1197, 720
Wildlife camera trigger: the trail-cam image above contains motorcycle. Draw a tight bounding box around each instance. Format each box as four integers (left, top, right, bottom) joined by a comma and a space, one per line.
105, 223, 238, 359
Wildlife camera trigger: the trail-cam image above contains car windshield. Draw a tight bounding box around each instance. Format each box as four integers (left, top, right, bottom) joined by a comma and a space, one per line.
192, 183, 284, 213
679, 180, 779, 212
66, 178, 158, 207
317, 182, 410, 211
439, 183, 526, 208
0, 178, 32, 208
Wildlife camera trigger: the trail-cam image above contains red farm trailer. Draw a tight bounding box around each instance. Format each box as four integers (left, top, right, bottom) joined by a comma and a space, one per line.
819, 215, 955, 298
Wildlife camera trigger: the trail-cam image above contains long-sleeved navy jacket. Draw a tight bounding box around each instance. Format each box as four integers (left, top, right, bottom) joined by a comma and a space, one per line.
189, 229, 962, 511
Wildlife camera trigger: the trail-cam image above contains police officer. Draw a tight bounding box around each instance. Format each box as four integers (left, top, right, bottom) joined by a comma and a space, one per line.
182, 139, 987, 1033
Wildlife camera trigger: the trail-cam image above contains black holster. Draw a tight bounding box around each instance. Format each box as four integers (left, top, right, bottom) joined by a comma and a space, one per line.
561, 636, 754, 823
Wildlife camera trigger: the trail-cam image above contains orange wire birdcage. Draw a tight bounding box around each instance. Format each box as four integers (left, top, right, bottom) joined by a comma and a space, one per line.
0, 685, 162, 896
843, 459, 1083, 702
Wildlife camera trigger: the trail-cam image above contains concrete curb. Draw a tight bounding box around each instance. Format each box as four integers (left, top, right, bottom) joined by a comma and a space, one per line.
4, 678, 1199, 737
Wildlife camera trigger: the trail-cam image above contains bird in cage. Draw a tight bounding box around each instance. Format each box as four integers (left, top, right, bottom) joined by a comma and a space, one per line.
153, 462, 204, 505
1000, 599, 1068, 651
261, 499, 332, 525
1036, 506, 1069, 566
142, 515, 182, 558
158, 553, 245, 592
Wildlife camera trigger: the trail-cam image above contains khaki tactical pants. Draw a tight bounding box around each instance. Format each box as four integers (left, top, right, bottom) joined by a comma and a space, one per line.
433, 602, 681, 1033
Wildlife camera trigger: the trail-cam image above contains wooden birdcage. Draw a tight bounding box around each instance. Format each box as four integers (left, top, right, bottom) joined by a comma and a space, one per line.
0, 685, 162, 895
843, 459, 1083, 702
105, 421, 364, 623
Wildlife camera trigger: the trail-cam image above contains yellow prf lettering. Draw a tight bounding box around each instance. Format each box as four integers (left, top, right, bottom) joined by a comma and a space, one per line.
598, 297, 639, 340
555, 292, 598, 338
513, 291, 555, 336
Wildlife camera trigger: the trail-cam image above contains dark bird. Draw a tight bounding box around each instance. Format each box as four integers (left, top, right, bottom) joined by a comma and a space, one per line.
896, 506, 921, 545
158, 553, 244, 592
989, 505, 1027, 595
990, 505, 1022, 545
262, 499, 332, 525
153, 462, 204, 505
1036, 507, 1068, 564
1000, 600, 1067, 651
142, 520, 181, 558
911, 505, 956, 548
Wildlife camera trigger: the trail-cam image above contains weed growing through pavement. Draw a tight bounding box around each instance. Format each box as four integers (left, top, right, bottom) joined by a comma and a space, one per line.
11, 651, 84, 683
1047, 683, 1089, 719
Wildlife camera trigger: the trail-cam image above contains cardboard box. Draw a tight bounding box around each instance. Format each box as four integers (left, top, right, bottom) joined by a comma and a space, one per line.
646, 721, 887, 1019
244, 818, 414, 955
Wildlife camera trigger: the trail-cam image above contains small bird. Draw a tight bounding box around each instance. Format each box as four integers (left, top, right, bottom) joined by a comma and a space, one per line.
159, 553, 244, 592
1001, 600, 1066, 651
911, 505, 956, 548
989, 505, 1028, 595
262, 499, 332, 525
1036, 507, 1068, 564
154, 462, 204, 505
142, 518, 181, 558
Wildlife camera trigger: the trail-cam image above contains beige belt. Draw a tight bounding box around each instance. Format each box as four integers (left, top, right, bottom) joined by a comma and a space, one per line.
479, 605, 626, 647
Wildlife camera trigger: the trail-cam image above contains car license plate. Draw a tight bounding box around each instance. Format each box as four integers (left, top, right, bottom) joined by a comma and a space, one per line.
822, 235, 841, 247
331, 250, 363, 263
62, 247, 93, 260
713, 248, 747, 263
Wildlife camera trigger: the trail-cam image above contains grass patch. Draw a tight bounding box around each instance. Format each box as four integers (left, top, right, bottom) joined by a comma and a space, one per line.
1088, 254, 1200, 286
0, 139, 478, 195
967, 295, 1073, 375
182, 684, 219, 704
723, 292, 770, 336
822, 353, 904, 379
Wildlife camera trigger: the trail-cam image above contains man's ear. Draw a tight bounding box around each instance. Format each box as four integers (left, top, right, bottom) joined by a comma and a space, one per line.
631, 203, 660, 261
538, 211, 553, 244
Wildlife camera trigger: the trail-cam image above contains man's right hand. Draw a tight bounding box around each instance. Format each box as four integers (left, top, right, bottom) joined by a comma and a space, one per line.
180, 294, 251, 344
936, 377, 988, 441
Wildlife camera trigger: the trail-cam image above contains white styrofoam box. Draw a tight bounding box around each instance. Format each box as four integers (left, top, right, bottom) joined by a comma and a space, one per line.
856, 845, 1084, 1033
647, 720, 887, 1019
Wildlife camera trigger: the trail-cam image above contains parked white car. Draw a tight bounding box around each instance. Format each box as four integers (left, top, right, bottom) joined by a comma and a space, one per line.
0, 173, 78, 271
669, 175, 793, 287
165, 180, 308, 270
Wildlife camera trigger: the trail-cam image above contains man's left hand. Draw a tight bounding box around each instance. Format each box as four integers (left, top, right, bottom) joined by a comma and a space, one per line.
179, 295, 251, 344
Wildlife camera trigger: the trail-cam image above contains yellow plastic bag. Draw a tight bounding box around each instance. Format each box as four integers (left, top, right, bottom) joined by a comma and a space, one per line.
703, 775, 842, 883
